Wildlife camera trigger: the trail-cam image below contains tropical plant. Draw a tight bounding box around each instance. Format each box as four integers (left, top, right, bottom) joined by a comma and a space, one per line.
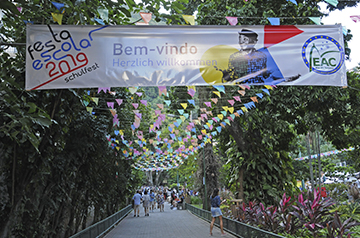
326, 211, 360, 238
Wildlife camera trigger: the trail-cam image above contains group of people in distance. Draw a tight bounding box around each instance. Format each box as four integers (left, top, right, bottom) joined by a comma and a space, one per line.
132, 186, 227, 236
132, 188, 165, 217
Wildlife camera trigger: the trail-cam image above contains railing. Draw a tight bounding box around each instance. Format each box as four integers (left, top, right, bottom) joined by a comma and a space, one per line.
185, 203, 285, 238
69, 204, 133, 238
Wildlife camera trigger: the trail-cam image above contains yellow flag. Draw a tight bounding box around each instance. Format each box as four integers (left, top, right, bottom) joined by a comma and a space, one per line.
182, 15, 195, 25
91, 97, 99, 105
218, 114, 224, 120
180, 116, 186, 121
228, 107, 234, 114
115, 140, 119, 144
201, 129, 206, 135
181, 103, 188, 109
264, 85, 273, 90
241, 106, 248, 112
51, 13, 63, 25
119, 130, 124, 135
213, 91, 221, 98
206, 122, 211, 128
116, 147, 120, 151
222, 106, 229, 111
86, 107, 93, 114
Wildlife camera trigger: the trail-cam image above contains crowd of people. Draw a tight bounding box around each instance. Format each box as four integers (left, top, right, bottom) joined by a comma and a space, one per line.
132, 186, 196, 217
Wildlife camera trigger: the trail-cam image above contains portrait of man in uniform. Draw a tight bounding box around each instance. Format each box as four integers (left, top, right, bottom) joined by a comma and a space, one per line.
216, 29, 300, 84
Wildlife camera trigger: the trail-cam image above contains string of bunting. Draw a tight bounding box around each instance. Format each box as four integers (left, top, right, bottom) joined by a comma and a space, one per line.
91, 85, 274, 171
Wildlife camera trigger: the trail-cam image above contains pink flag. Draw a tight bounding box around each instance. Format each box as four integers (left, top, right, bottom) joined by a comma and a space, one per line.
226, 16, 238, 25
188, 88, 195, 97
107, 102, 114, 109
135, 92, 143, 97
204, 102, 212, 108
158, 86, 167, 96
155, 110, 161, 115
140, 100, 147, 106
98, 87, 110, 93
350, 15, 360, 23
132, 103, 139, 109
233, 96, 241, 102
115, 99, 123, 105
228, 100, 235, 106
198, 135, 202, 140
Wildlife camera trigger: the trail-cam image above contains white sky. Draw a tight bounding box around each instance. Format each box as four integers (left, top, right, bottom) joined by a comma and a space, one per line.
320, 2, 360, 70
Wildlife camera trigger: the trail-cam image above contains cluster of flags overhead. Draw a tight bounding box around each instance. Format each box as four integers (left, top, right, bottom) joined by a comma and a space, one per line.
294, 147, 354, 161
86, 85, 274, 171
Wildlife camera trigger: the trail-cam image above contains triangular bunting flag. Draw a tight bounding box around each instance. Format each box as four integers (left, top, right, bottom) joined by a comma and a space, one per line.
92, 97, 99, 105
51, 2, 65, 11
211, 98, 218, 104
268, 18, 280, 26
182, 15, 195, 25
213, 91, 221, 98
140, 12, 152, 23
97, 8, 109, 21
115, 99, 123, 106
140, 100, 147, 106
164, 100, 171, 106
309, 17, 321, 25
181, 103, 188, 109
51, 13, 63, 25
225, 16, 238, 25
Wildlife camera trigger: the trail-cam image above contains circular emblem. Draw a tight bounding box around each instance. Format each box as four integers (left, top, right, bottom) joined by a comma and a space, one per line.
302, 35, 344, 75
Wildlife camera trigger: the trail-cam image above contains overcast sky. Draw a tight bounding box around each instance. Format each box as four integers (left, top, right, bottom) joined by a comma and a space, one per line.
319, 2, 360, 70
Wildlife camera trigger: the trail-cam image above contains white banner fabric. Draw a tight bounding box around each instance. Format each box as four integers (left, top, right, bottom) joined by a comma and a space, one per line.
26, 25, 347, 90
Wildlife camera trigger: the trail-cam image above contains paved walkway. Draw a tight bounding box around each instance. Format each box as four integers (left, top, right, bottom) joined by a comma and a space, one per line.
104, 203, 236, 238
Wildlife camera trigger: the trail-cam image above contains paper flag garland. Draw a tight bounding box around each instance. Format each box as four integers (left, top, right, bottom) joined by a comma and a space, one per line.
51, 13, 63, 25
309, 17, 321, 25
158, 86, 167, 96
181, 103, 188, 109
324, 0, 338, 7
188, 88, 195, 97
211, 98, 218, 104
156, 104, 164, 110
140, 100, 147, 106
97, 8, 109, 21
226, 16, 238, 25
228, 100, 235, 106
182, 15, 195, 25
287, 0, 297, 5
188, 99, 195, 106
107, 102, 114, 109
204, 102, 212, 108
128, 87, 138, 94
213, 91, 221, 98
350, 15, 360, 23
140, 12, 152, 23
268, 18, 280, 25
94, 18, 105, 25
92, 97, 99, 105
132, 103, 139, 109
51, 2, 65, 11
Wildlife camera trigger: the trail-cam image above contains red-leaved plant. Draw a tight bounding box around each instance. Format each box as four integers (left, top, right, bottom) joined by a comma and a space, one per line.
291, 189, 334, 237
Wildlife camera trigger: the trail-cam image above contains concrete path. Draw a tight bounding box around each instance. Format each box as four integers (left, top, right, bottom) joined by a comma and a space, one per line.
104, 202, 236, 238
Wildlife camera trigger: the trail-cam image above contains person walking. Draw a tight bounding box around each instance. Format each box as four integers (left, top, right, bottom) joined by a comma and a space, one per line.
132, 190, 142, 217
209, 188, 226, 236
149, 189, 155, 212
142, 190, 150, 216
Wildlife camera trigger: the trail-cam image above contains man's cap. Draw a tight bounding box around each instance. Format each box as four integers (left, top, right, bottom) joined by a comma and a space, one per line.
238, 29, 258, 40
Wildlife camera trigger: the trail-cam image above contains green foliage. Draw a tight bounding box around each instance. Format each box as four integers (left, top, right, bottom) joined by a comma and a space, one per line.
190, 195, 202, 205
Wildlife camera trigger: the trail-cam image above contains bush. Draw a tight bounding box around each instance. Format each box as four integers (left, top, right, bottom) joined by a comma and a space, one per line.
190, 195, 202, 205
325, 183, 348, 203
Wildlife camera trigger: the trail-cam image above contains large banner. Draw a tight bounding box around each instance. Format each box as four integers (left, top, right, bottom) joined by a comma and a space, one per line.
26, 25, 346, 90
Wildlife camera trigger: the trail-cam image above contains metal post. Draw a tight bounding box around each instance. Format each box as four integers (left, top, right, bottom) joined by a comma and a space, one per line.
306, 132, 315, 192
317, 131, 322, 188
203, 148, 207, 210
